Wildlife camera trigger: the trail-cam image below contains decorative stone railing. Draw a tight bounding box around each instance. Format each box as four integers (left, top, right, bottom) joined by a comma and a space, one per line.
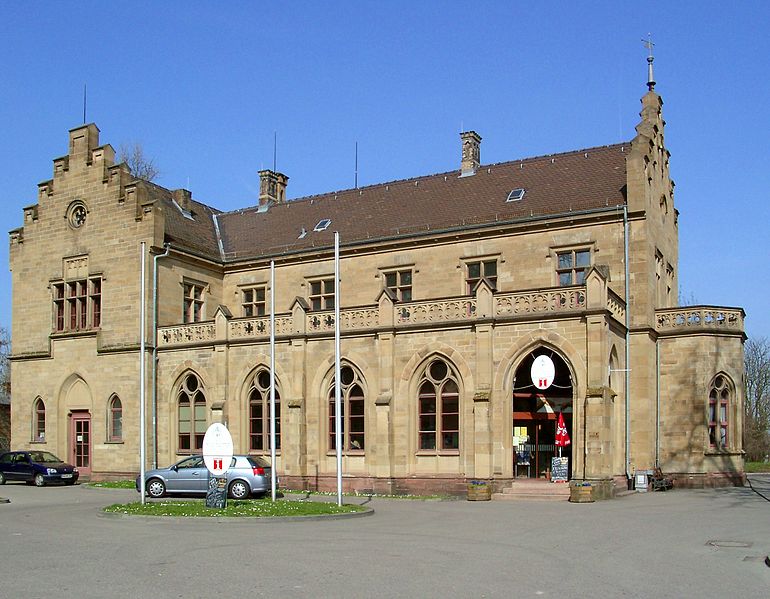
159, 322, 216, 346
655, 306, 744, 334
229, 316, 294, 339
397, 298, 477, 325
157, 283, 626, 348
495, 287, 585, 317
306, 308, 380, 332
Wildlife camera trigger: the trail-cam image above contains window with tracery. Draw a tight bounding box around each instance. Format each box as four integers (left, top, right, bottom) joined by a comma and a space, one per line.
418, 359, 460, 451
248, 368, 280, 452
328, 365, 365, 451
177, 373, 206, 452
708, 375, 732, 449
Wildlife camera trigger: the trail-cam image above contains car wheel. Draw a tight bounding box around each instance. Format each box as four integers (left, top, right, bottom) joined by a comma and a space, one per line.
34, 473, 45, 487
229, 480, 250, 500
0, 472, 5, 485
146, 478, 166, 498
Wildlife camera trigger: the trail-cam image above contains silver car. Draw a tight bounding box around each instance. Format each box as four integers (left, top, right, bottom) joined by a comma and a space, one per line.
135, 455, 274, 499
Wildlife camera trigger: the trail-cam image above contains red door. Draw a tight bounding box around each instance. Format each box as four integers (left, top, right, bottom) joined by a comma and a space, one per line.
70, 413, 91, 477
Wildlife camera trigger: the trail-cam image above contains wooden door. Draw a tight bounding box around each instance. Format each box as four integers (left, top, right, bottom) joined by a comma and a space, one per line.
70, 413, 91, 476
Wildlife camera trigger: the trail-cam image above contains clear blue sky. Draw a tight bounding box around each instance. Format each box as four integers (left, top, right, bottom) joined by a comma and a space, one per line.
2, 1, 768, 340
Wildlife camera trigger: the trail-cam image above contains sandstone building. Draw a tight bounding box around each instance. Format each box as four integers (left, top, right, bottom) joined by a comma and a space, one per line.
8, 73, 746, 494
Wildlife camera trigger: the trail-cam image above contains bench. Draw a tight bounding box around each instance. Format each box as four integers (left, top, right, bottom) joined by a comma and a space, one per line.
651, 467, 673, 491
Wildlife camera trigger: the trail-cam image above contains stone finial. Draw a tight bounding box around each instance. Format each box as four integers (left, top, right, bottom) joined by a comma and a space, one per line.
460, 131, 481, 177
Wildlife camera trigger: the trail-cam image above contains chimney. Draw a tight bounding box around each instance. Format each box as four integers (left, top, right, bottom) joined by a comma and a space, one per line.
258, 169, 289, 206
460, 130, 481, 177
172, 189, 192, 212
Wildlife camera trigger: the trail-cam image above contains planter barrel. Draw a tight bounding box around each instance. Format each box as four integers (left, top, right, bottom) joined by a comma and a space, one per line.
467, 481, 492, 501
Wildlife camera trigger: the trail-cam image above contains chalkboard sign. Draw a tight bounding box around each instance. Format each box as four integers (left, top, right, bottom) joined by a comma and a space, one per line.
551, 457, 568, 482
206, 475, 228, 509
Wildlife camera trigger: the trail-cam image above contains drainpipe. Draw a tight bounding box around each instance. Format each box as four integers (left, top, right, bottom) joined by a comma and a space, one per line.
623, 206, 631, 481
655, 339, 660, 467
152, 243, 171, 469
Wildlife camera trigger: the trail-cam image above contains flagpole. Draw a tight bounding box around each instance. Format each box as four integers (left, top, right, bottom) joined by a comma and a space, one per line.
270, 260, 277, 502
139, 242, 146, 505
334, 232, 343, 506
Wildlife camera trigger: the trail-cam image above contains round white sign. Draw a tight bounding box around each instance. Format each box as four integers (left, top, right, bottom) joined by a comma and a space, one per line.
530, 355, 555, 390
202, 423, 234, 476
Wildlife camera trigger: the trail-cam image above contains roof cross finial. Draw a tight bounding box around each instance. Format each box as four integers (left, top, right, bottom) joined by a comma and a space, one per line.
642, 34, 656, 91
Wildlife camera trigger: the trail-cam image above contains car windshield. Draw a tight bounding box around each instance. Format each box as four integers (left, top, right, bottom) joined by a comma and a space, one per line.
30, 452, 62, 463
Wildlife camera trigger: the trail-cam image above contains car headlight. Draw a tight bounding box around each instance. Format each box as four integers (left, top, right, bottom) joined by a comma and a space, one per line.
73, 468, 79, 473
46, 468, 57, 475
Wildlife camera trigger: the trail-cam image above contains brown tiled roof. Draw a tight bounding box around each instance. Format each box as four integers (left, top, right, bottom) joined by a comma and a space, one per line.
163, 143, 629, 262
161, 197, 222, 261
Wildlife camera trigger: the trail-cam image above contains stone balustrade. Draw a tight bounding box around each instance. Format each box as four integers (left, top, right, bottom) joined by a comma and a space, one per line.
495, 287, 586, 316
655, 306, 744, 334
158, 322, 216, 346
157, 283, 625, 348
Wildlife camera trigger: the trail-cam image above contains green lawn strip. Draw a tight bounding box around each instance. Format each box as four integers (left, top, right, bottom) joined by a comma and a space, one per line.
89, 480, 450, 499
745, 461, 770, 473
103, 498, 366, 517
90, 480, 135, 489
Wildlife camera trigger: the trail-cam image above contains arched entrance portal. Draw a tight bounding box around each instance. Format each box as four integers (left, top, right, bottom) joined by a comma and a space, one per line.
512, 348, 573, 479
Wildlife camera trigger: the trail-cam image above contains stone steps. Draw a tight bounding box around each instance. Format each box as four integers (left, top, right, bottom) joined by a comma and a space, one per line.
492, 479, 570, 502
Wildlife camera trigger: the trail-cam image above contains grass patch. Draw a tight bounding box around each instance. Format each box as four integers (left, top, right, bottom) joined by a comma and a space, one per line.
745, 461, 770, 473
90, 480, 135, 489
103, 498, 367, 517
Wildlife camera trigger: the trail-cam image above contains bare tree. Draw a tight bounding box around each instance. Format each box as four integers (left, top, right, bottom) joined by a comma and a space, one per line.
744, 336, 770, 461
118, 142, 160, 182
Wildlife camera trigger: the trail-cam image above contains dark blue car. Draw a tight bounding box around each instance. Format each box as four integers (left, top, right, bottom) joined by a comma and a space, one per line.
0, 450, 79, 487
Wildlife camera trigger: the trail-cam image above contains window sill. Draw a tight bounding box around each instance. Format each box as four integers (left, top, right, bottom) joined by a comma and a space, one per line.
105, 440, 124, 445
30, 440, 47, 444
51, 329, 99, 339
416, 450, 460, 457
704, 449, 744, 457
325, 451, 366, 457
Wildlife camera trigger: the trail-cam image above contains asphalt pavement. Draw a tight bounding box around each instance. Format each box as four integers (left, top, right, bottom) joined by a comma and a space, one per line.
1, 476, 769, 599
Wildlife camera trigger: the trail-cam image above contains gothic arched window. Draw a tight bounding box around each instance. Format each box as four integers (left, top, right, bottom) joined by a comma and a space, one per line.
108, 395, 122, 442
248, 368, 281, 452
418, 359, 460, 451
33, 398, 46, 442
328, 365, 365, 452
708, 374, 733, 449
178, 373, 206, 453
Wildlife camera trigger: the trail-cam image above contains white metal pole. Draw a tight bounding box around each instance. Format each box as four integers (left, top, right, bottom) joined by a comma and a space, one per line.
270, 260, 277, 502
334, 232, 343, 506
139, 242, 147, 505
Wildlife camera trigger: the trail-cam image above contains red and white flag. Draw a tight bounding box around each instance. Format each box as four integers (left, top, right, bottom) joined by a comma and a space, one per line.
555, 412, 571, 447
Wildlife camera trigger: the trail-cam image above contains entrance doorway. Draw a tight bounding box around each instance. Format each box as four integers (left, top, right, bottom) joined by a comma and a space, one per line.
512, 349, 573, 479
70, 412, 91, 477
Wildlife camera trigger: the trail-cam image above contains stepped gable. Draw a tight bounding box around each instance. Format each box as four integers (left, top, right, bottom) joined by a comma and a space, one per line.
216, 143, 628, 261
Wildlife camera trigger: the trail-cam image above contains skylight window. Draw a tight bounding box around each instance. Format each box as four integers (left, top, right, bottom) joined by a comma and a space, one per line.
506, 188, 526, 202
314, 218, 332, 232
